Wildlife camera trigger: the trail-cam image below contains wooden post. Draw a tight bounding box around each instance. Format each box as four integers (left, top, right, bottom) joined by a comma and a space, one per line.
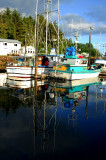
25, 34, 27, 64
88, 26, 93, 69
88, 28, 91, 68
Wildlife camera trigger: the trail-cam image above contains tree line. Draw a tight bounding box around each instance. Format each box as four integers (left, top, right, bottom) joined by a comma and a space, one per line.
0, 7, 100, 57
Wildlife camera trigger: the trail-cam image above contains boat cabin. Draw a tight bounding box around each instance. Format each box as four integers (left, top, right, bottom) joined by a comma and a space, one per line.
60, 56, 88, 66
94, 59, 106, 70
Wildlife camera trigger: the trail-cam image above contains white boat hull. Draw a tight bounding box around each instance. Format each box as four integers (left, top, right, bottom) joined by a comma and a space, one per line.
49, 70, 100, 80
6, 66, 35, 78
6, 66, 51, 79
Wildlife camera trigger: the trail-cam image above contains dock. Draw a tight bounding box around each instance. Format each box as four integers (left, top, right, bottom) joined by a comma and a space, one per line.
99, 70, 106, 79
0, 56, 18, 71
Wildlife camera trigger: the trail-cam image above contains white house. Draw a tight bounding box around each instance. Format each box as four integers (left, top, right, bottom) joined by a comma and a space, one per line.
0, 38, 21, 56
50, 48, 56, 55
20, 46, 35, 57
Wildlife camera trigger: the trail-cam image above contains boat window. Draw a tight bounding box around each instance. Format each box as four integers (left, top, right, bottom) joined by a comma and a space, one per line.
100, 64, 104, 67
80, 60, 87, 64
61, 58, 67, 62
3, 43, 7, 46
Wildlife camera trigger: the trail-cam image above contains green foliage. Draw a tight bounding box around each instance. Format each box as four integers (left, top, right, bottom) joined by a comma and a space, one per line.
78, 43, 101, 58
0, 8, 65, 52
0, 8, 99, 57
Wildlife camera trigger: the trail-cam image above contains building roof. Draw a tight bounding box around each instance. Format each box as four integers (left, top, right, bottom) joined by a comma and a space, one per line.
21, 46, 35, 49
0, 38, 21, 44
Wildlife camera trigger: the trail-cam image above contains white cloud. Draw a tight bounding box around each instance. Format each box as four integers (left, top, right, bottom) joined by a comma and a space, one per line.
0, 7, 17, 13
0, 0, 106, 37
0, 8, 6, 12
60, 13, 106, 37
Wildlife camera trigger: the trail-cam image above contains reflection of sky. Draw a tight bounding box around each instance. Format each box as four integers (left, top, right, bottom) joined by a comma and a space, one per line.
0, 82, 106, 159
0, 107, 34, 160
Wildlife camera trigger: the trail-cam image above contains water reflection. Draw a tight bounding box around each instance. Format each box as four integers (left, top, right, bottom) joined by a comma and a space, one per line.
48, 77, 102, 123
0, 74, 106, 160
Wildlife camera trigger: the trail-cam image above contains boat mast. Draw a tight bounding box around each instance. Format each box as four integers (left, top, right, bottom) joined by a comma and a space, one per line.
88, 26, 93, 68
74, 32, 79, 54
46, 0, 51, 55
57, 0, 59, 55
35, 0, 38, 78
35, 0, 38, 54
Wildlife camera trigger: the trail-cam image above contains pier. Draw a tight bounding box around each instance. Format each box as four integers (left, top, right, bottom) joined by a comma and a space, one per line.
0, 56, 18, 71
99, 70, 106, 78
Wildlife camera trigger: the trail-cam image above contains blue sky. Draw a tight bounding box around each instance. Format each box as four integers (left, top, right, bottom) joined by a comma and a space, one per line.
0, 0, 106, 53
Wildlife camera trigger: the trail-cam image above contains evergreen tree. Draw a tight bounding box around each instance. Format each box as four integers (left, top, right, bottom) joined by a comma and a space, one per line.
0, 7, 99, 57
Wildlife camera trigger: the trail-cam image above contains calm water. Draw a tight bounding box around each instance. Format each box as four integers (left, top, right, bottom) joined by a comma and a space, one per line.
0, 74, 106, 160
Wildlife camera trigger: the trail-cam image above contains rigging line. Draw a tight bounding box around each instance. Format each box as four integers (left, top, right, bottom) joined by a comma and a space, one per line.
45, 107, 58, 130
48, 16, 63, 43
35, 111, 46, 129
55, 106, 65, 130
36, 18, 46, 46
59, 14, 67, 36
93, 26, 106, 29
59, 15, 80, 39
38, 18, 46, 29
47, 8, 59, 33
26, 105, 34, 114
64, 26, 94, 34
37, 32, 45, 43
36, 117, 44, 129
44, 0, 45, 12
45, 101, 64, 130
34, 109, 46, 129
70, 27, 106, 34
44, 101, 63, 130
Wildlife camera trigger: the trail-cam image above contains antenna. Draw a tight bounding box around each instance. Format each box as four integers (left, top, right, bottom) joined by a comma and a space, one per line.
74, 32, 79, 53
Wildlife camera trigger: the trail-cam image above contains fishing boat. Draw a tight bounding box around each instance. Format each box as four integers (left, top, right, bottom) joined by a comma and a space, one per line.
6, 54, 60, 79
6, 0, 61, 80
48, 47, 101, 80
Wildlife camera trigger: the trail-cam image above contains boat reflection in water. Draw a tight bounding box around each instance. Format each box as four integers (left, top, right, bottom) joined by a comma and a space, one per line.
0, 75, 106, 160
0, 73, 7, 87
48, 77, 102, 122
5, 77, 49, 101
